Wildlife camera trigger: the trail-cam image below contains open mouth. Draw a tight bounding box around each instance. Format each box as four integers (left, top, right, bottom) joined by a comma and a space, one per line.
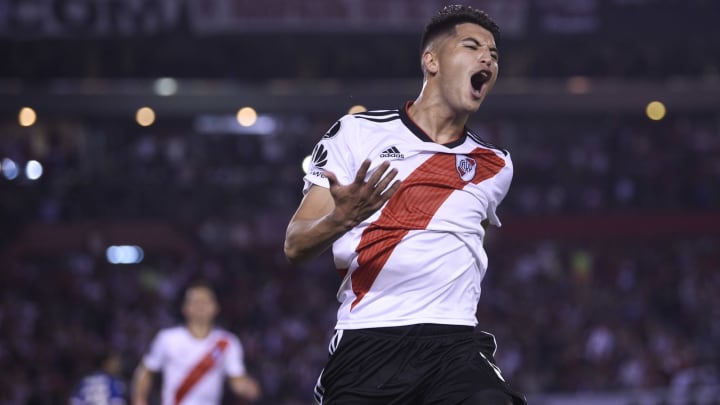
471, 70, 491, 92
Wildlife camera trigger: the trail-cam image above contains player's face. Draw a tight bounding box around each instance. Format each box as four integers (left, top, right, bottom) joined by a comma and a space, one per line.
182, 286, 219, 323
433, 23, 499, 113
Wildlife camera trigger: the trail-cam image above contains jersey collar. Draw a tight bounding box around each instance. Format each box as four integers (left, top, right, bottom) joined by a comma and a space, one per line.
399, 101, 468, 149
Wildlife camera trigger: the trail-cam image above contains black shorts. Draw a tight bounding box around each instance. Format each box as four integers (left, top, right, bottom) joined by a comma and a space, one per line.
314, 324, 526, 405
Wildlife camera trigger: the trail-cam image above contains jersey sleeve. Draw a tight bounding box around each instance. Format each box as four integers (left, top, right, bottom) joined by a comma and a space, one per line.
142, 331, 167, 372
486, 151, 514, 227
303, 115, 358, 194
223, 333, 247, 377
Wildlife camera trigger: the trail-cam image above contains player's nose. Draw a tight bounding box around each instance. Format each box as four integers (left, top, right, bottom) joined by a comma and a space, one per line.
477, 50, 492, 66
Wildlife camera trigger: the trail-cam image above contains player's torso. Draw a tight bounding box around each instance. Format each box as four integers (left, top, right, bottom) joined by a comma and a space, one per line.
333, 110, 509, 269
161, 328, 228, 405
328, 109, 511, 328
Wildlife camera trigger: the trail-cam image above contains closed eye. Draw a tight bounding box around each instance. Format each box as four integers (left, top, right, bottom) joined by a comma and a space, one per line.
462, 41, 499, 61
489, 47, 500, 61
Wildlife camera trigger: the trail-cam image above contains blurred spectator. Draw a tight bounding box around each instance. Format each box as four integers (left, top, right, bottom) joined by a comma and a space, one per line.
70, 350, 127, 405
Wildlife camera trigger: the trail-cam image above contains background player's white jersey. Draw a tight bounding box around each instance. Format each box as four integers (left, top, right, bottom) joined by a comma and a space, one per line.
304, 102, 513, 330
143, 326, 246, 405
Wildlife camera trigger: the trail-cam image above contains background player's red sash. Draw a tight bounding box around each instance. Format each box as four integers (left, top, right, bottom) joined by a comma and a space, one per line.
174, 337, 229, 405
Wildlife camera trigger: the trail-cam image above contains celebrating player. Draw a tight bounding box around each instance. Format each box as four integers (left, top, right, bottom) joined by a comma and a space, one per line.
284, 5, 526, 404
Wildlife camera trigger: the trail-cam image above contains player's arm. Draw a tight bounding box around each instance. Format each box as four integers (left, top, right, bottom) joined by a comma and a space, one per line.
283, 185, 345, 264
284, 159, 401, 264
130, 363, 154, 405
228, 374, 261, 401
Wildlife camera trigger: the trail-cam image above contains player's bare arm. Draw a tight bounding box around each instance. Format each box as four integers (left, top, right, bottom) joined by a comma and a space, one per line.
228, 375, 261, 401
130, 364, 154, 405
284, 159, 401, 264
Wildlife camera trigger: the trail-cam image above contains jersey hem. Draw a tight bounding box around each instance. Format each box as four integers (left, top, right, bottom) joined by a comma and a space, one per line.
335, 317, 477, 330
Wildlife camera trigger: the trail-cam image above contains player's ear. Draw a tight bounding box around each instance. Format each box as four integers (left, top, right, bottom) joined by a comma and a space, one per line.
422, 50, 439, 75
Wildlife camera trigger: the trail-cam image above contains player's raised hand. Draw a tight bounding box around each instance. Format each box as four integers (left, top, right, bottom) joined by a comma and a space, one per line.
324, 159, 401, 229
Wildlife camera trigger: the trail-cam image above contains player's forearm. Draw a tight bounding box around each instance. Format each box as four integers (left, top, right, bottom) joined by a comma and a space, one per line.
230, 375, 261, 401
130, 367, 152, 405
284, 212, 353, 264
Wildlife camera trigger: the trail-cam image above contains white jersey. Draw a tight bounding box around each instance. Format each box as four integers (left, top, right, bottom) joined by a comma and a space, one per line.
142, 326, 247, 405
304, 102, 513, 330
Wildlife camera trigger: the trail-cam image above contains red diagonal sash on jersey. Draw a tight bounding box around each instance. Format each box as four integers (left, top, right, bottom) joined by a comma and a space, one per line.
351, 148, 505, 309
174, 337, 229, 405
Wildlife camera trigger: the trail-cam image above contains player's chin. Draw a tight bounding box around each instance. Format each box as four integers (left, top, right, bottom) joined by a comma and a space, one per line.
465, 97, 485, 112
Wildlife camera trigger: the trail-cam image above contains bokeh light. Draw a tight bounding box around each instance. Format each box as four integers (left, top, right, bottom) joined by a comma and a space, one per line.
646, 101, 666, 121
154, 78, 178, 96
19, 107, 37, 127
236, 107, 258, 127
106, 245, 144, 264
302, 155, 312, 174
136, 107, 156, 127
348, 104, 367, 114
1, 158, 18, 180
25, 160, 43, 180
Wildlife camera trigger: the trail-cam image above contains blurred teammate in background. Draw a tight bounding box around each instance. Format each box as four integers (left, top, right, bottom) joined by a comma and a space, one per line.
285, 4, 526, 404
131, 282, 260, 405
70, 350, 127, 405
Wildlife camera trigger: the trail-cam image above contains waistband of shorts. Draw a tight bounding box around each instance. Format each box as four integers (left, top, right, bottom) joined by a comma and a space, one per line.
345, 323, 474, 337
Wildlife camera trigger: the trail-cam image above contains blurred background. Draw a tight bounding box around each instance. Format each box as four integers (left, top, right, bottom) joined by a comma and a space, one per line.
1, 0, 719, 404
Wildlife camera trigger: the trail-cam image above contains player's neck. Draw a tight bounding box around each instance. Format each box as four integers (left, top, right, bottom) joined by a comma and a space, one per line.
186, 321, 213, 339
408, 95, 468, 145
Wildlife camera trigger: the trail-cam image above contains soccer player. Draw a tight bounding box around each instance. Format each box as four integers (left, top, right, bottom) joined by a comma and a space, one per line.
284, 5, 526, 405
131, 282, 260, 405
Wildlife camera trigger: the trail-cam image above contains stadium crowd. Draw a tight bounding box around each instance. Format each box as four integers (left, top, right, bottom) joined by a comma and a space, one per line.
1, 109, 718, 404
3, 0, 719, 82
1, 236, 719, 404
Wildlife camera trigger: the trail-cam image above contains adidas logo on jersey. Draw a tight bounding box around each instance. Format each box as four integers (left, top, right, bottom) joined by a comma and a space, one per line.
379, 146, 404, 160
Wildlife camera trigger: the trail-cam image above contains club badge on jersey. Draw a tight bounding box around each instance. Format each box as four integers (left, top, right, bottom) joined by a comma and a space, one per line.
456, 155, 477, 182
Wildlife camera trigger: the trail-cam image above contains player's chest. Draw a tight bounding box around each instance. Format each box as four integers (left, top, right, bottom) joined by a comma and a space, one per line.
373, 147, 499, 194
166, 339, 224, 368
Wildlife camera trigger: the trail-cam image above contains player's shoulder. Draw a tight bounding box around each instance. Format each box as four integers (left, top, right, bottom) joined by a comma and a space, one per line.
465, 127, 510, 157
321, 108, 401, 142
212, 328, 243, 346
156, 325, 185, 339
349, 108, 401, 124
342, 108, 401, 129
212, 327, 240, 339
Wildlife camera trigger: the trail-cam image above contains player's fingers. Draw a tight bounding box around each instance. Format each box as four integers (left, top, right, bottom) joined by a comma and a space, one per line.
373, 167, 399, 196
380, 180, 402, 201
353, 159, 372, 185
365, 161, 391, 189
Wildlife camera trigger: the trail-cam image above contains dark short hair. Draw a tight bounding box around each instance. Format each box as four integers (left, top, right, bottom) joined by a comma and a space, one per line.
180, 280, 219, 307
421, 5, 500, 52
184, 280, 217, 296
